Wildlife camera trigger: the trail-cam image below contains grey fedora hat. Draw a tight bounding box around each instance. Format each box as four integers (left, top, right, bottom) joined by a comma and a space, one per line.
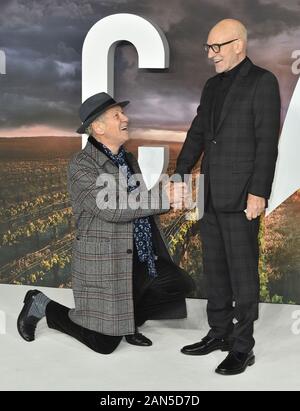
76, 92, 130, 134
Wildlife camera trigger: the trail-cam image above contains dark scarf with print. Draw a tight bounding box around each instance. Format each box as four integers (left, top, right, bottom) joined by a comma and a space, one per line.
88, 135, 157, 277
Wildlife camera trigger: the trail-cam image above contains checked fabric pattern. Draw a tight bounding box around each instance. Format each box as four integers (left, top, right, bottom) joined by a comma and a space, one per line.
99, 142, 158, 278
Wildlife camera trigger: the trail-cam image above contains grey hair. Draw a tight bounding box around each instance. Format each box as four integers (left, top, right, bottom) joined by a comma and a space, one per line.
85, 112, 106, 136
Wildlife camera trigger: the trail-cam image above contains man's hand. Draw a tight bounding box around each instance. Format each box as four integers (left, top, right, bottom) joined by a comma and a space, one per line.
164, 181, 188, 210
245, 193, 266, 220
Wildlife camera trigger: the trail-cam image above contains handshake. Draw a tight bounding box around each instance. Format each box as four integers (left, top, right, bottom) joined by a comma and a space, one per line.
163, 181, 190, 210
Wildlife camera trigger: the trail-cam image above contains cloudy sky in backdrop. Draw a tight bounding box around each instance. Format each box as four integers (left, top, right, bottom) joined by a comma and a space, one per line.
0, 0, 299, 138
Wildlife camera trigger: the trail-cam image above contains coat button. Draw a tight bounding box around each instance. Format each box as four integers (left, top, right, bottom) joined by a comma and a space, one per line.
212, 140, 217, 144
126, 249, 133, 254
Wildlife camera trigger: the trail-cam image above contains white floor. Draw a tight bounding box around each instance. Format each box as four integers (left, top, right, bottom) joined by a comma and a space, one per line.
1, 284, 300, 391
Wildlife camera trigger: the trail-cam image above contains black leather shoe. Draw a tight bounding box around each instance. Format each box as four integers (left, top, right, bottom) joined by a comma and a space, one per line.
181, 336, 230, 356
17, 290, 42, 342
215, 351, 255, 375
125, 331, 152, 347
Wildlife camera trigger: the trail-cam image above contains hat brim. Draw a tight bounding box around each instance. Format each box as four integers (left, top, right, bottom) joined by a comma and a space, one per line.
76, 100, 130, 134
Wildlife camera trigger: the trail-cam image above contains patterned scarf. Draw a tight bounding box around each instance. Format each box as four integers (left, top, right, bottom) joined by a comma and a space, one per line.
89, 136, 158, 278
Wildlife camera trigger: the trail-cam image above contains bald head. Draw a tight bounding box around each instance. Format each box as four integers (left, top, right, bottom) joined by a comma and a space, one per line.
206, 19, 248, 73
209, 19, 247, 43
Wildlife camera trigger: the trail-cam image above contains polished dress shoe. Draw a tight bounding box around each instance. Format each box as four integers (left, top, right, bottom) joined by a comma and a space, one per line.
215, 350, 255, 375
17, 290, 42, 342
125, 330, 152, 346
181, 336, 230, 356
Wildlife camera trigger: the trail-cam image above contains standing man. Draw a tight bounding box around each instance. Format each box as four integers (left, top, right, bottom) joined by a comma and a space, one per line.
17, 92, 193, 354
174, 19, 281, 375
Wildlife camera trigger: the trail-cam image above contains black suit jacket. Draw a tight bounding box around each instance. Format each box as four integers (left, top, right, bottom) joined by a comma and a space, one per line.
175, 58, 281, 211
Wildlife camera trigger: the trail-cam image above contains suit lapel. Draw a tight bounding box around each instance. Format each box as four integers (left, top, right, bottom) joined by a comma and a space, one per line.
210, 85, 217, 134
214, 58, 253, 135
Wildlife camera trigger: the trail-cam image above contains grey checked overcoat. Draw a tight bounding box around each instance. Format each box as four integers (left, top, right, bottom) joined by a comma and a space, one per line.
67, 139, 185, 336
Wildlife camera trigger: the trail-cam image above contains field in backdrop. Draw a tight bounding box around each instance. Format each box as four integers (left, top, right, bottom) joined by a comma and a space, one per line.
0, 136, 299, 303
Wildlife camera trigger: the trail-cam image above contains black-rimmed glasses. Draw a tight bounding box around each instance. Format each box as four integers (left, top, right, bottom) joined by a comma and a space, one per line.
203, 39, 239, 53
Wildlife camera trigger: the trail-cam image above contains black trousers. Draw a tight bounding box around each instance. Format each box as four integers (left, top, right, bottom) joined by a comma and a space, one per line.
199, 191, 260, 353
46, 244, 189, 354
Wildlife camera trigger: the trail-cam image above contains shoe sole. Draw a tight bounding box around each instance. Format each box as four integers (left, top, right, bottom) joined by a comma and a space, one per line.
215, 356, 256, 376
127, 342, 153, 347
17, 290, 38, 342
125, 338, 153, 347
181, 345, 230, 356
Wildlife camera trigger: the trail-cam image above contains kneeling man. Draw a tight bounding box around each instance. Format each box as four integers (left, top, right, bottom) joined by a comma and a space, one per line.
17, 92, 194, 354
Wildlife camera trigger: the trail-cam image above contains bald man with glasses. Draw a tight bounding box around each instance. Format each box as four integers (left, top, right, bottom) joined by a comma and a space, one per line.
173, 19, 281, 375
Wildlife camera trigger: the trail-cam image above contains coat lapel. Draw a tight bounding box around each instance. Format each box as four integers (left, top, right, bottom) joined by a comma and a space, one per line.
83, 141, 148, 191
125, 151, 149, 192
84, 140, 139, 173
83, 140, 117, 169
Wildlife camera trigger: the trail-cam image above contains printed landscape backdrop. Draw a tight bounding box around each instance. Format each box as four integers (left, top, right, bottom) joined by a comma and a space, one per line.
0, 0, 299, 303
